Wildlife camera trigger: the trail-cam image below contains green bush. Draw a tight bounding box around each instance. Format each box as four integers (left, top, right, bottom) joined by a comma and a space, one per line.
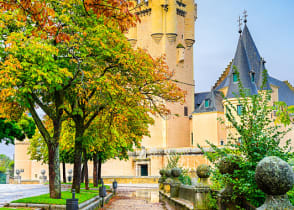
199, 68, 293, 207
165, 153, 192, 185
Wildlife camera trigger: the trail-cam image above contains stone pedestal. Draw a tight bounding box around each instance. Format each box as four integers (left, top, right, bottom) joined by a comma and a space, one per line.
16, 176, 21, 184
163, 182, 171, 194
255, 156, 294, 210
170, 183, 181, 198
39, 176, 47, 184
195, 186, 210, 210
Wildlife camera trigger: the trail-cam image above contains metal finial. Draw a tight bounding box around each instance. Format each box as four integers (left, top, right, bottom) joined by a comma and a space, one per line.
238, 16, 243, 34
243, 10, 248, 23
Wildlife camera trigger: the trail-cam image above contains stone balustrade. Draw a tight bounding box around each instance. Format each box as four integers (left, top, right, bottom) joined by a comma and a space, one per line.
159, 156, 294, 210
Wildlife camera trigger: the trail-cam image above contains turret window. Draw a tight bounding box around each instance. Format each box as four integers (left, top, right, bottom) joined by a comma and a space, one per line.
250, 71, 255, 82
237, 105, 242, 115
205, 99, 210, 108
233, 73, 238, 82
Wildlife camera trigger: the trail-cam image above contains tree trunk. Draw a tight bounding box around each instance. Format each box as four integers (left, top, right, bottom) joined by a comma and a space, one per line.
93, 153, 98, 187
98, 157, 102, 184
72, 132, 83, 193
48, 143, 61, 198
83, 150, 89, 190
62, 161, 66, 183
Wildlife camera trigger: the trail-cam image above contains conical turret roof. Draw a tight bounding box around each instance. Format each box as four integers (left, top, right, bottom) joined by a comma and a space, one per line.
226, 35, 258, 98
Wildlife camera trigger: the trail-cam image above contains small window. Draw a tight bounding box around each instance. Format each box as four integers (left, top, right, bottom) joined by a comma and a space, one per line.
184, 106, 188, 116
205, 99, 210, 108
251, 73, 255, 82
220, 140, 224, 146
191, 133, 193, 145
250, 71, 255, 82
238, 137, 242, 144
233, 73, 238, 82
237, 105, 242, 115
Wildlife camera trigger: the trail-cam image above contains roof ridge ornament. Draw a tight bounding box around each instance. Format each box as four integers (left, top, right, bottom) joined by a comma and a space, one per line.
243, 10, 248, 23
238, 16, 243, 35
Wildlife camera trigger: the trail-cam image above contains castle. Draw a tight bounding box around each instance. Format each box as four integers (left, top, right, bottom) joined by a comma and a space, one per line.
14, 0, 294, 181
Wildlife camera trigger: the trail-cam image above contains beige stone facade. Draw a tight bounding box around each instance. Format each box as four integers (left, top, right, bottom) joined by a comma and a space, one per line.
14, 1, 294, 182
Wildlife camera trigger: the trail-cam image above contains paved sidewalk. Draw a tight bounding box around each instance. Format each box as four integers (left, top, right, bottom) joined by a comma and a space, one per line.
0, 184, 49, 206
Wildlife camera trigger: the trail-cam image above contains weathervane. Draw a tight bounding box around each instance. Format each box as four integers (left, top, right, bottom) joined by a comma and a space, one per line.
243, 10, 248, 23
238, 16, 243, 35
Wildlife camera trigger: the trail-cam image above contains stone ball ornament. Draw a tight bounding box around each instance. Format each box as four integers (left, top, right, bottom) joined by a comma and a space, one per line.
218, 155, 240, 175
159, 169, 166, 176
165, 169, 172, 177
196, 164, 210, 178
41, 169, 46, 175
171, 168, 182, 178
255, 156, 294, 195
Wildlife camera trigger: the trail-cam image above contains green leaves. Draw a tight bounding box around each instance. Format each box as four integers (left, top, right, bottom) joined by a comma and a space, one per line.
200, 68, 293, 207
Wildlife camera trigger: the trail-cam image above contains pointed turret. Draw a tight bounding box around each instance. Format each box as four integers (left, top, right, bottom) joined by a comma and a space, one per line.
226, 36, 258, 98
241, 24, 261, 77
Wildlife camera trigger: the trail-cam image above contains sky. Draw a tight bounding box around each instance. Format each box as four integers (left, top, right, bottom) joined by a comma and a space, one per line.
194, 0, 294, 92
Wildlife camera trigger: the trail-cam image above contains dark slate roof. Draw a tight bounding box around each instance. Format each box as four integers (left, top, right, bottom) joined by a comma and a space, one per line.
194, 92, 209, 110
225, 35, 258, 98
194, 91, 224, 113
195, 23, 294, 113
241, 24, 261, 77
269, 77, 294, 105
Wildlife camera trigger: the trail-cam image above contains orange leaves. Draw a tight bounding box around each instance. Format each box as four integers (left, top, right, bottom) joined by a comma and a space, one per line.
55, 32, 70, 43
83, 0, 138, 32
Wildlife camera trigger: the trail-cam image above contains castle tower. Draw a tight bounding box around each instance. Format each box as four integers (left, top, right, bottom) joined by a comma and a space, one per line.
126, 0, 197, 148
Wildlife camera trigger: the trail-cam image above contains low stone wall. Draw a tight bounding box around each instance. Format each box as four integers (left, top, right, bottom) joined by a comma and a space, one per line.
178, 185, 196, 204
159, 190, 193, 210
93, 176, 159, 184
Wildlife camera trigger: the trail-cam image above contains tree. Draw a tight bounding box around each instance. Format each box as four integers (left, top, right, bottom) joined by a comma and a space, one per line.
0, 116, 35, 145
0, 0, 184, 197
0, 154, 13, 174
199, 68, 293, 207
0, 0, 139, 198
274, 101, 294, 126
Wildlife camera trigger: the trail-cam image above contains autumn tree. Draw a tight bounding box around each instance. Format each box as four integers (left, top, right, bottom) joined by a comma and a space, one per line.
0, 0, 184, 197
0, 0, 139, 198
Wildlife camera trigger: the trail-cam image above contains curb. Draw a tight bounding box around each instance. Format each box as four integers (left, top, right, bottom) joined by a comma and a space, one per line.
5, 192, 113, 210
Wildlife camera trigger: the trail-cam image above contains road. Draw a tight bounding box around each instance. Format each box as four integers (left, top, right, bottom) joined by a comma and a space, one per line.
0, 184, 49, 206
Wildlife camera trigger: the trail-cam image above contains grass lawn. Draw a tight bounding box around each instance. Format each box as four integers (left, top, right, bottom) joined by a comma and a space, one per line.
0, 208, 32, 210
11, 190, 99, 205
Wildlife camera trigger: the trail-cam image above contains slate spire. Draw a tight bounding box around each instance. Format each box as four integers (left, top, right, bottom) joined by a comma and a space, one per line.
226, 36, 258, 98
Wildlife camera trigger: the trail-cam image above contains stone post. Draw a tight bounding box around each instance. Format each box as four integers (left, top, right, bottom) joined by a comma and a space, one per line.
158, 169, 166, 191
15, 169, 21, 184
217, 155, 240, 210
163, 169, 173, 194
194, 164, 211, 209
68, 169, 73, 182
170, 168, 182, 198
6, 169, 10, 184
39, 169, 47, 184
255, 156, 294, 210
